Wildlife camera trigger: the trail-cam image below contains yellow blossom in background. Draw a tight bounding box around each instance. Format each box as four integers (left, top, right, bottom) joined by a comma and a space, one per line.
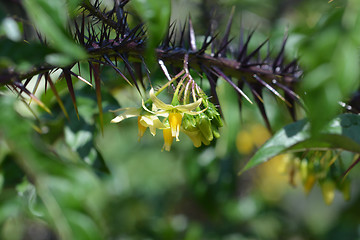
255, 154, 296, 202
250, 124, 271, 148
236, 130, 254, 155
236, 124, 271, 155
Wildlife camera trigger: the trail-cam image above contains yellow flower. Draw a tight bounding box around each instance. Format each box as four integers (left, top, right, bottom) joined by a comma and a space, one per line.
169, 112, 182, 141
143, 88, 205, 141
138, 114, 165, 136
137, 116, 147, 140
162, 128, 174, 151
110, 107, 165, 140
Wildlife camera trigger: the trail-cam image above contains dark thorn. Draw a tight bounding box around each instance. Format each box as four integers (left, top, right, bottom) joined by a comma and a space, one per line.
253, 74, 289, 105
237, 29, 255, 62
103, 54, 133, 87
243, 38, 269, 64
63, 69, 79, 119
45, 72, 69, 119
202, 65, 223, 117
214, 37, 234, 58
211, 66, 252, 104
273, 32, 288, 73
252, 85, 272, 132
118, 53, 141, 94
217, 6, 235, 57
188, 15, 197, 51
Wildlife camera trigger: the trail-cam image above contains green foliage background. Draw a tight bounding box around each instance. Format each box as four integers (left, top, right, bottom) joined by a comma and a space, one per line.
1, 0, 360, 239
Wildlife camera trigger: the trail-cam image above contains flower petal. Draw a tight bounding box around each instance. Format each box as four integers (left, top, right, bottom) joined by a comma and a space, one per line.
169, 112, 182, 141
182, 107, 208, 116
175, 98, 203, 112
137, 116, 147, 141
142, 99, 155, 114
142, 99, 169, 116
109, 107, 135, 113
140, 115, 166, 136
149, 88, 173, 110
110, 108, 141, 123
162, 128, 173, 152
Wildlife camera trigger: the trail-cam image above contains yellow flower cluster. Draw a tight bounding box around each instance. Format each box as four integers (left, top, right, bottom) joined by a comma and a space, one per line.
266, 151, 352, 205
110, 71, 222, 151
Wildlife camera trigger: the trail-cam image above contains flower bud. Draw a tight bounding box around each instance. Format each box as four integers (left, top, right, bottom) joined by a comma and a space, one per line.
212, 125, 220, 139
205, 101, 223, 127
303, 174, 316, 195
199, 132, 211, 145
182, 114, 197, 131
198, 114, 213, 142
320, 179, 336, 205
340, 179, 351, 201
183, 129, 202, 148
300, 159, 309, 183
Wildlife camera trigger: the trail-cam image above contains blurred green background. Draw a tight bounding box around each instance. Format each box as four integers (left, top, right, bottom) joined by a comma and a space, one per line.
1, 0, 360, 239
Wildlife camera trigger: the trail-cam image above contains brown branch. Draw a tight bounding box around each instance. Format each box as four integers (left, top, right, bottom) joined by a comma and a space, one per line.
156, 49, 299, 86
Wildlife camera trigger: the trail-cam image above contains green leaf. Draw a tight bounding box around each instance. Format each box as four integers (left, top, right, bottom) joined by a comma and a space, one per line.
65, 0, 82, 17
240, 114, 360, 173
299, 3, 360, 134
0, 95, 106, 239
23, 0, 87, 64
0, 39, 56, 71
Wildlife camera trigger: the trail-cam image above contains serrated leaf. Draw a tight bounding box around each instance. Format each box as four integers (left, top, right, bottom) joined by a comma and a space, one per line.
240, 114, 360, 173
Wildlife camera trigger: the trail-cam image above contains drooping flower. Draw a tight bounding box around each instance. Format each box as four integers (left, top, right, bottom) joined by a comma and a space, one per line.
162, 127, 174, 151
137, 116, 147, 140
138, 114, 166, 137
168, 112, 182, 141
142, 88, 206, 141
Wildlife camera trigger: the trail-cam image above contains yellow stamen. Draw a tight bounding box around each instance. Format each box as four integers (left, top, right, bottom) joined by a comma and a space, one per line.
162, 128, 174, 151
137, 116, 147, 141
169, 112, 182, 141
